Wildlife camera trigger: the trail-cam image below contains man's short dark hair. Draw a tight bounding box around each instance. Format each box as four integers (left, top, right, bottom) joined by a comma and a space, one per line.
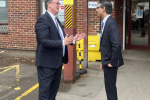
98, 1, 112, 14
45, 0, 53, 10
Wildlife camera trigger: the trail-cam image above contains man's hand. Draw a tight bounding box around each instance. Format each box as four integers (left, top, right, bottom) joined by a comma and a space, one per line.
100, 63, 104, 71
107, 63, 113, 67
74, 32, 86, 42
64, 34, 74, 45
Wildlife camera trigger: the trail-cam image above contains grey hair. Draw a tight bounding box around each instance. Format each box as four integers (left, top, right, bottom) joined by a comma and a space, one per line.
98, 1, 112, 14
45, 0, 53, 10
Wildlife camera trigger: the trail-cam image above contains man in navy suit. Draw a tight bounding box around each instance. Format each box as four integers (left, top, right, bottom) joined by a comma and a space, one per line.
96, 1, 124, 100
35, 0, 86, 100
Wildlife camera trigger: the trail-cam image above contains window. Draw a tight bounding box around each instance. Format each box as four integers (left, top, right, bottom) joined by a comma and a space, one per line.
40, 0, 65, 25
0, 0, 8, 33
0, 0, 8, 23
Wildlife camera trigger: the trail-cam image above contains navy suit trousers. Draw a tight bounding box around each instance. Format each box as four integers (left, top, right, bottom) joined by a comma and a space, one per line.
37, 65, 62, 100
103, 66, 118, 100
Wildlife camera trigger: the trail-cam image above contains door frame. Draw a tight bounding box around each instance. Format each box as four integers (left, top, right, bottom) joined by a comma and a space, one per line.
126, 0, 150, 50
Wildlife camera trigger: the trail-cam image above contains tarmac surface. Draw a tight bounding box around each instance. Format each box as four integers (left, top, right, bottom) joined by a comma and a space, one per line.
0, 49, 150, 100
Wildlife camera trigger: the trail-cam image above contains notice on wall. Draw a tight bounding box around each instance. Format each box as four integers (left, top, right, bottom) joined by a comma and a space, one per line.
0, 1, 6, 7
58, 1, 65, 25
88, 2, 98, 8
88, 2, 114, 9
58, 1, 64, 16
136, 9, 143, 18
64, 0, 73, 5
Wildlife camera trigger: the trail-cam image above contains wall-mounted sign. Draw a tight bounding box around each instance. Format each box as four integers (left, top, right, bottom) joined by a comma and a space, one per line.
88, 2, 98, 8
57, 1, 65, 25
58, 1, 64, 16
88, 2, 114, 9
0, 1, 6, 7
136, 9, 143, 18
64, 0, 73, 5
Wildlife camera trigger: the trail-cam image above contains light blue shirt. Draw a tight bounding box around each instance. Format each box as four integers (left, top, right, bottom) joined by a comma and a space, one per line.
101, 15, 111, 35
47, 11, 65, 48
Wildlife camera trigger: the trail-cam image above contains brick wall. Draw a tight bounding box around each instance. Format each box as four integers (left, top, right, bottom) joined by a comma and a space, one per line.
88, 6, 100, 35
0, 0, 39, 50
0, 0, 123, 50
76, 0, 84, 33
76, 0, 101, 35
76, 0, 124, 47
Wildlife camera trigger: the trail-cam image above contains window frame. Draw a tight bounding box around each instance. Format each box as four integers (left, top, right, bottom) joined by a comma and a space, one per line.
0, 0, 8, 25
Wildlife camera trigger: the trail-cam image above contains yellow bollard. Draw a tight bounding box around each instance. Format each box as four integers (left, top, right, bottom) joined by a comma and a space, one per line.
76, 41, 87, 75
78, 41, 82, 69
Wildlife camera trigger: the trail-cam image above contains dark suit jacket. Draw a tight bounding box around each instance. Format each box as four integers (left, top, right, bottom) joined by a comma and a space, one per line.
35, 11, 68, 68
100, 16, 124, 67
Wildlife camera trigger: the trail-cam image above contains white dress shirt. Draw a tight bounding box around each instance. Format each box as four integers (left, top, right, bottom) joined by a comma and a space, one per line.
101, 15, 111, 35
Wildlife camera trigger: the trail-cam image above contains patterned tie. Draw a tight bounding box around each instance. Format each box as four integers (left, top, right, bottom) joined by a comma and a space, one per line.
55, 17, 65, 56
99, 22, 104, 51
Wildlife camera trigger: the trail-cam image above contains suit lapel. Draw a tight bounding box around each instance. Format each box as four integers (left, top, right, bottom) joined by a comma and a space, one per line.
100, 16, 111, 44
45, 12, 61, 39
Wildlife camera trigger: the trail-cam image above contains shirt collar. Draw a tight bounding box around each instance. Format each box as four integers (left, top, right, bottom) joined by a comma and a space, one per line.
47, 11, 56, 19
102, 14, 111, 24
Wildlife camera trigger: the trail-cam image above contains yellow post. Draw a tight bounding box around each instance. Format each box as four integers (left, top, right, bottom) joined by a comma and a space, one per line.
78, 41, 82, 69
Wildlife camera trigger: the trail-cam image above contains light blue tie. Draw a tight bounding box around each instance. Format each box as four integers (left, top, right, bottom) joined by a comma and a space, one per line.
55, 17, 65, 56
99, 22, 104, 51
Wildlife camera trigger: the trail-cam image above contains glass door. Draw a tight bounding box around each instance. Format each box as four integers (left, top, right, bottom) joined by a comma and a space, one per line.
126, 0, 150, 49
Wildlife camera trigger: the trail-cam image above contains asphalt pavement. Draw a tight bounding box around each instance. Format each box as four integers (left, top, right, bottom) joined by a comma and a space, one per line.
0, 49, 150, 100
